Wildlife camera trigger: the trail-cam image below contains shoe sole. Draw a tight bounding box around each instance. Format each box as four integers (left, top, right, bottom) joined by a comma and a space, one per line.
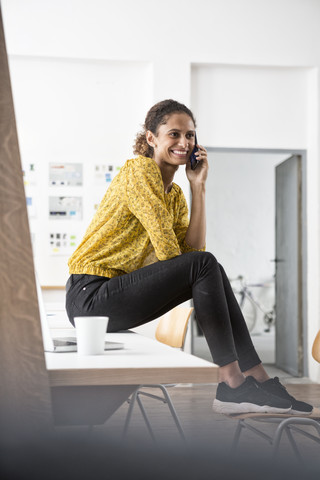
289, 408, 313, 415
212, 399, 291, 415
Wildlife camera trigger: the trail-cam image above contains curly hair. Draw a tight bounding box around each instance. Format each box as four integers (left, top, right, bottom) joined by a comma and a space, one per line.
133, 99, 197, 158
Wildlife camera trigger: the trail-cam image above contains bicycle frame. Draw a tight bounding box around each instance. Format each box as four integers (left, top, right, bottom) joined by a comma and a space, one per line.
231, 275, 275, 333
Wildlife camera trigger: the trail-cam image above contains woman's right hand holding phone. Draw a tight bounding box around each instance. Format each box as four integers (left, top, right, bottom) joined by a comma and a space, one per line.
186, 141, 208, 188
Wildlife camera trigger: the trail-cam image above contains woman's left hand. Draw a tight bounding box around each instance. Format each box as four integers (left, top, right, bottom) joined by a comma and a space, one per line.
186, 144, 209, 185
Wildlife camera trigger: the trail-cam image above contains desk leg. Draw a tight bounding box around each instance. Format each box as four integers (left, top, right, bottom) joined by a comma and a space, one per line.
51, 385, 137, 426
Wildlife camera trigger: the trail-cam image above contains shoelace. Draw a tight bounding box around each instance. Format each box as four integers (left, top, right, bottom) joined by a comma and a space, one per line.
270, 377, 296, 401
272, 377, 288, 391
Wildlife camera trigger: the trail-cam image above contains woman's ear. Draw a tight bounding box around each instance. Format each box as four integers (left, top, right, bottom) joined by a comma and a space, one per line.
146, 130, 156, 148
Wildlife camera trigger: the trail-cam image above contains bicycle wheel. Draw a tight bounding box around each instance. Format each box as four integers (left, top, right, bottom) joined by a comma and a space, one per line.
235, 294, 257, 333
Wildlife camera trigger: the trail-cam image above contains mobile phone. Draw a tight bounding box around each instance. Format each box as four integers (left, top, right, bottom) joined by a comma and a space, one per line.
190, 133, 199, 170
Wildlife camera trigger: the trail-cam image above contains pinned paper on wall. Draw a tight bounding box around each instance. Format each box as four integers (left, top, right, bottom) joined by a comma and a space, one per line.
49, 232, 79, 255
49, 162, 83, 186
49, 196, 82, 220
23, 163, 37, 187
94, 164, 117, 185
26, 196, 36, 218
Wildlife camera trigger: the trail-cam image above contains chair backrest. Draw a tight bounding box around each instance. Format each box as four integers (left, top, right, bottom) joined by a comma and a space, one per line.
155, 306, 194, 348
311, 330, 320, 363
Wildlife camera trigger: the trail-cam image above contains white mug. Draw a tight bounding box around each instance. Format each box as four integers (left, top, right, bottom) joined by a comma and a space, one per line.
74, 316, 109, 355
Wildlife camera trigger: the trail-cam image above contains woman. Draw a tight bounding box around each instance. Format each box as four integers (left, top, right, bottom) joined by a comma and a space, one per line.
66, 99, 312, 415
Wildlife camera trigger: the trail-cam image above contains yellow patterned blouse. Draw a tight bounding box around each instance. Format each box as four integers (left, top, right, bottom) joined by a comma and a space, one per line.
68, 155, 204, 278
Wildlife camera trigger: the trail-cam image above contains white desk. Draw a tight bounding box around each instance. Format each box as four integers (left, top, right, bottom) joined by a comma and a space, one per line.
46, 330, 218, 425
46, 331, 218, 386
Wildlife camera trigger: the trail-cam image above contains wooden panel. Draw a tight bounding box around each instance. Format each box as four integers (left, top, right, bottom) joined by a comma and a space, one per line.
0, 7, 52, 440
48, 366, 219, 387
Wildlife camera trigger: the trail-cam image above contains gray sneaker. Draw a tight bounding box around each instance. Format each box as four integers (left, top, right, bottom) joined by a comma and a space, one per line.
212, 376, 292, 415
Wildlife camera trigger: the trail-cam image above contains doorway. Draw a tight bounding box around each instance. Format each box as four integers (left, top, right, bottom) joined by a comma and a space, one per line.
191, 148, 308, 377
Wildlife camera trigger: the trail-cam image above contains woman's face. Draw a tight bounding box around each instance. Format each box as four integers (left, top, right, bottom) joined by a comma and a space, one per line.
147, 112, 196, 168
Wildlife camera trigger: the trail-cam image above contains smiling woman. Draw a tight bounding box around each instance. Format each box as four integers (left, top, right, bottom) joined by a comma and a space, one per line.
147, 113, 196, 167
65, 99, 313, 416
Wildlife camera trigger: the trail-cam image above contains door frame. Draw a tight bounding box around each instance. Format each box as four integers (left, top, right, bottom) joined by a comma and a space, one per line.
202, 147, 308, 376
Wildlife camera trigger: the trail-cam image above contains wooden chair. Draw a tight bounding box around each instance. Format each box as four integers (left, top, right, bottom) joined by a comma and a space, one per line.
230, 329, 320, 464
155, 306, 193, 349
312, 329, 320, 363
122, 306, 194, 442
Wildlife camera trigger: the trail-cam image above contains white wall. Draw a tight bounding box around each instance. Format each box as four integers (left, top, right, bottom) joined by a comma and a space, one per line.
191, 65, 310, 149
2, 0, 320, 381
9, 56, 153, 285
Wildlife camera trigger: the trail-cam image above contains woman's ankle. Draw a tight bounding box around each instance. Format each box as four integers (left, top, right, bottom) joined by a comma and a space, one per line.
243, 364, 270, 383
218, 362, 246, 388
223, 374, 246, 389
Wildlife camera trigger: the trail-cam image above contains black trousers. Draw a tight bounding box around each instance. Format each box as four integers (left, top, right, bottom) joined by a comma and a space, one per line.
65, 251, 261, 370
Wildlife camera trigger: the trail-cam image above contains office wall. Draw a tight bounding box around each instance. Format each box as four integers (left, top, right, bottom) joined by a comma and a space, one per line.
9, 56, 152, 285
191, 65, 310, 149
2, 0, 320, 380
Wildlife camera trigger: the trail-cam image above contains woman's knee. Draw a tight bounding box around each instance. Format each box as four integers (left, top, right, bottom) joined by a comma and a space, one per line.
187, 251, 219, 273
196, 250, 218, 266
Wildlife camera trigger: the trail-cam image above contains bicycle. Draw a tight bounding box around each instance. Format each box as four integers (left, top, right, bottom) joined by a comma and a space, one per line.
230, 275, 275, 333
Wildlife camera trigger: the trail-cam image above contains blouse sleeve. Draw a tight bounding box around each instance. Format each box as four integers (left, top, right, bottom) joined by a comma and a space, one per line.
174, 189, 206, 253
125, 158, 181, 261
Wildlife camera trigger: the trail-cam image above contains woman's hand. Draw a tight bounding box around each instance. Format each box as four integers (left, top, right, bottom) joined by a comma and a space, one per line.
186, 144, 208, 186
184, 144, 208, 250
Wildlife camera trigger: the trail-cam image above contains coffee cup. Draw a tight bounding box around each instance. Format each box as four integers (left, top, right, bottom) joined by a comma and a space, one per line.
74, 316, 109, 355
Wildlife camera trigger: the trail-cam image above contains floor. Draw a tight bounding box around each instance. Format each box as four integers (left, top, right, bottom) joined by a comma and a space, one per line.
6, 382, 319, 480
68, 382, 320, 476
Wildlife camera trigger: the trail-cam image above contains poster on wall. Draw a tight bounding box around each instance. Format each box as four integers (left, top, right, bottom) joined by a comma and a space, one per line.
49, 196, 83, 220
49, 162, 83, 186
49, 232, 79, 255
94, 163, 120, 186
26, 196, 37, 218
23, 162, 37, 187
